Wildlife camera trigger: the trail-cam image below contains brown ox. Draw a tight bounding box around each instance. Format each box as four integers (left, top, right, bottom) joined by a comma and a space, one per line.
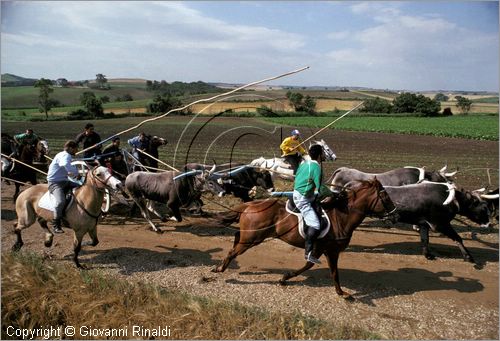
214, 178, 396, 299
12, 166, 123, 268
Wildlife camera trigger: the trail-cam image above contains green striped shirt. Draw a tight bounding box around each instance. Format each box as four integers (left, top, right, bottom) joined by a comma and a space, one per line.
293, 160, 321, 196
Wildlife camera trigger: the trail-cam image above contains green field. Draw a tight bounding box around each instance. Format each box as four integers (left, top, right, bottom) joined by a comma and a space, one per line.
264, 115, 499, 141
1, 86, 154, 108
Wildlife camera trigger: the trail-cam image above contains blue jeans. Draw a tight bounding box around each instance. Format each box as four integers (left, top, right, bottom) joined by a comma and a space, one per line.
292, 190, 320, 230
48, 180, 79, 220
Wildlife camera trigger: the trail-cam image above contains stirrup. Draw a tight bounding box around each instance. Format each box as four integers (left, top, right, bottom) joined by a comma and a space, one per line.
305, 252, 321, 264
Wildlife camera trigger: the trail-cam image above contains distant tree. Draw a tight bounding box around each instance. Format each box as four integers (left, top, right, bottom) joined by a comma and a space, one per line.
80, 91, 103, 118
392, 92, 419, 113
147, 94, 182, 115
434, 93, 449, 102
303, 95, 317, 114
100, 95, 110, 104
95, 73, 108, 89
393, 92, 440, 116
360, 97, 392, 113
286, 91, 316, 114
286, 91, 304, 111
455, 96, 472, 115
122, 93, 133, 101
415, 96, 441, 116
34, 78, 55, 120
80, 91, 97, 106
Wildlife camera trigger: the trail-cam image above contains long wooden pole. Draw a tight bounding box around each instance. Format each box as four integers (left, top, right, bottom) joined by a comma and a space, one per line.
77, 66, 310, 157
1, 153, 48, 175
136, 149, 179, 172
297, 101, 364, 148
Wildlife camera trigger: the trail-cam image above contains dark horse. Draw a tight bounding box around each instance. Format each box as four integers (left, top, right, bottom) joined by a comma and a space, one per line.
134, 135, 167, 172
1, 136, 41, 201
214, 179, 396, 299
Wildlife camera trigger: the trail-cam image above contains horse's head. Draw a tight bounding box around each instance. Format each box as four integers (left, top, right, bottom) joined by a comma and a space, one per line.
89, 166, 124, 192
151, 136, 167, 147
310, 139, 336, 161
37, 139, 50, 156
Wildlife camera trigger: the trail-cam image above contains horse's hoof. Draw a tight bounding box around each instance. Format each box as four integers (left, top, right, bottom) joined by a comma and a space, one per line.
44, 240, 53, 248
212, 266, 223, 273
424, 253, 436, 260
76, 263, 88, 270
161, 217, 168, 222
278, 279, 288, 286
341, 293, 355, 302
465, 256, 475, 263
12, 243, 22, 252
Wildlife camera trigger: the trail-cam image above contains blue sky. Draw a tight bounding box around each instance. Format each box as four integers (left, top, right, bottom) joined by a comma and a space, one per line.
1, 1, 498, 91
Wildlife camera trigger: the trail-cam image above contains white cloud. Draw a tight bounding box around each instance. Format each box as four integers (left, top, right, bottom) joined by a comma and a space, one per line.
326, 30, 351, 40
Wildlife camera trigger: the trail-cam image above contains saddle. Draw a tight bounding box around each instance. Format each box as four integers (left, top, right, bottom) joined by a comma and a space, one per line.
285, 199, 330, 239
38, 189, 76, 213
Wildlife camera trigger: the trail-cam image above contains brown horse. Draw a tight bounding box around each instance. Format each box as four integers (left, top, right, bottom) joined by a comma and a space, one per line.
214, 178, 396, 299
13, 166, 123, 268
10, 142, 41, 201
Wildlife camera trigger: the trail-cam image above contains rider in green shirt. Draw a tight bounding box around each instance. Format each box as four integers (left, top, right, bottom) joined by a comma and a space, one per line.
293, 144, 325, 264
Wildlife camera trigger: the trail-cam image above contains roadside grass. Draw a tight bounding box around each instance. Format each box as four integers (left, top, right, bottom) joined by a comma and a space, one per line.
1, 251, 379, 340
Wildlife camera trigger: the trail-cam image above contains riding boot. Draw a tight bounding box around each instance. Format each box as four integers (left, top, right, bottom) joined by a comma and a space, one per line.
51, 218, 64, 234
304, 225, 321, 264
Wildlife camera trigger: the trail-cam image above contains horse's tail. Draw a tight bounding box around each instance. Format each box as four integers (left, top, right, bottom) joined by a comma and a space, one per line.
217, 203, 249, 226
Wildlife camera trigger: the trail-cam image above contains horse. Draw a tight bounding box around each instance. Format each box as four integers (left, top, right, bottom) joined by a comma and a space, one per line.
6, 142, 41, 201
214, 178, 396, 299
1, 133, 18, 180
250, 139, 336, 180
12, 166, 123, 268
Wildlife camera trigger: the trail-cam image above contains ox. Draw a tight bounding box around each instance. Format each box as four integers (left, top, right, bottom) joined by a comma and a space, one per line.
376, 181, 489, 263
185, 163, 275, 202
125, 166, 225, 232
330, 165, 457, 188
472, 188, 499, 222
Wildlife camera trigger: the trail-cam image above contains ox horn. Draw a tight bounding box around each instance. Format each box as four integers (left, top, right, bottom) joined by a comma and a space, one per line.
472, 188, 486, 193
209, 164, 217, 174
480, 194, 500, 200
444, 170, 458, 177
443, 183, 456, 205
439, 165, 447, 173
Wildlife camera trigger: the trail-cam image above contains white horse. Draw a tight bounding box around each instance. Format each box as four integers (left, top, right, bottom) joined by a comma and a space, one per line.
250, 139, 336, 180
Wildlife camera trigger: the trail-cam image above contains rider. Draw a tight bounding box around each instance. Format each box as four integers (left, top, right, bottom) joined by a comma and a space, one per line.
47, 140, 81, 234
75, 123, 102, 160
101, 137, 128, 180
128, 132, 150, 166
293, 144, 324, 264
14, 128, 40, 154
280, 129, 307, 174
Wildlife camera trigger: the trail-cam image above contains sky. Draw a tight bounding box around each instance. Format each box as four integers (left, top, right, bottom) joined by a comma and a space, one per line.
1, 1, 498, 92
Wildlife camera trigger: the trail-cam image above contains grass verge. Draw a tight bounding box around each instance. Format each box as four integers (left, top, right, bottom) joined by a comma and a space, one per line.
1, 251, 379, 340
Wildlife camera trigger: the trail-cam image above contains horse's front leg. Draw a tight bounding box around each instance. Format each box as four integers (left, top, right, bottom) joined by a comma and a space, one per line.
73, 229, 87, 269
279, 262, 315, 285
83, 225, 99, 247
325, 250, 352, 300
213, 232, 259, 273
13, 183, 21, 202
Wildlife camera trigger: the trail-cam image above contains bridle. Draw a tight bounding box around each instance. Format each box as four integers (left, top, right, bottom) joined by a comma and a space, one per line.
371, 186, 397, 218
88, 167, 116, 192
